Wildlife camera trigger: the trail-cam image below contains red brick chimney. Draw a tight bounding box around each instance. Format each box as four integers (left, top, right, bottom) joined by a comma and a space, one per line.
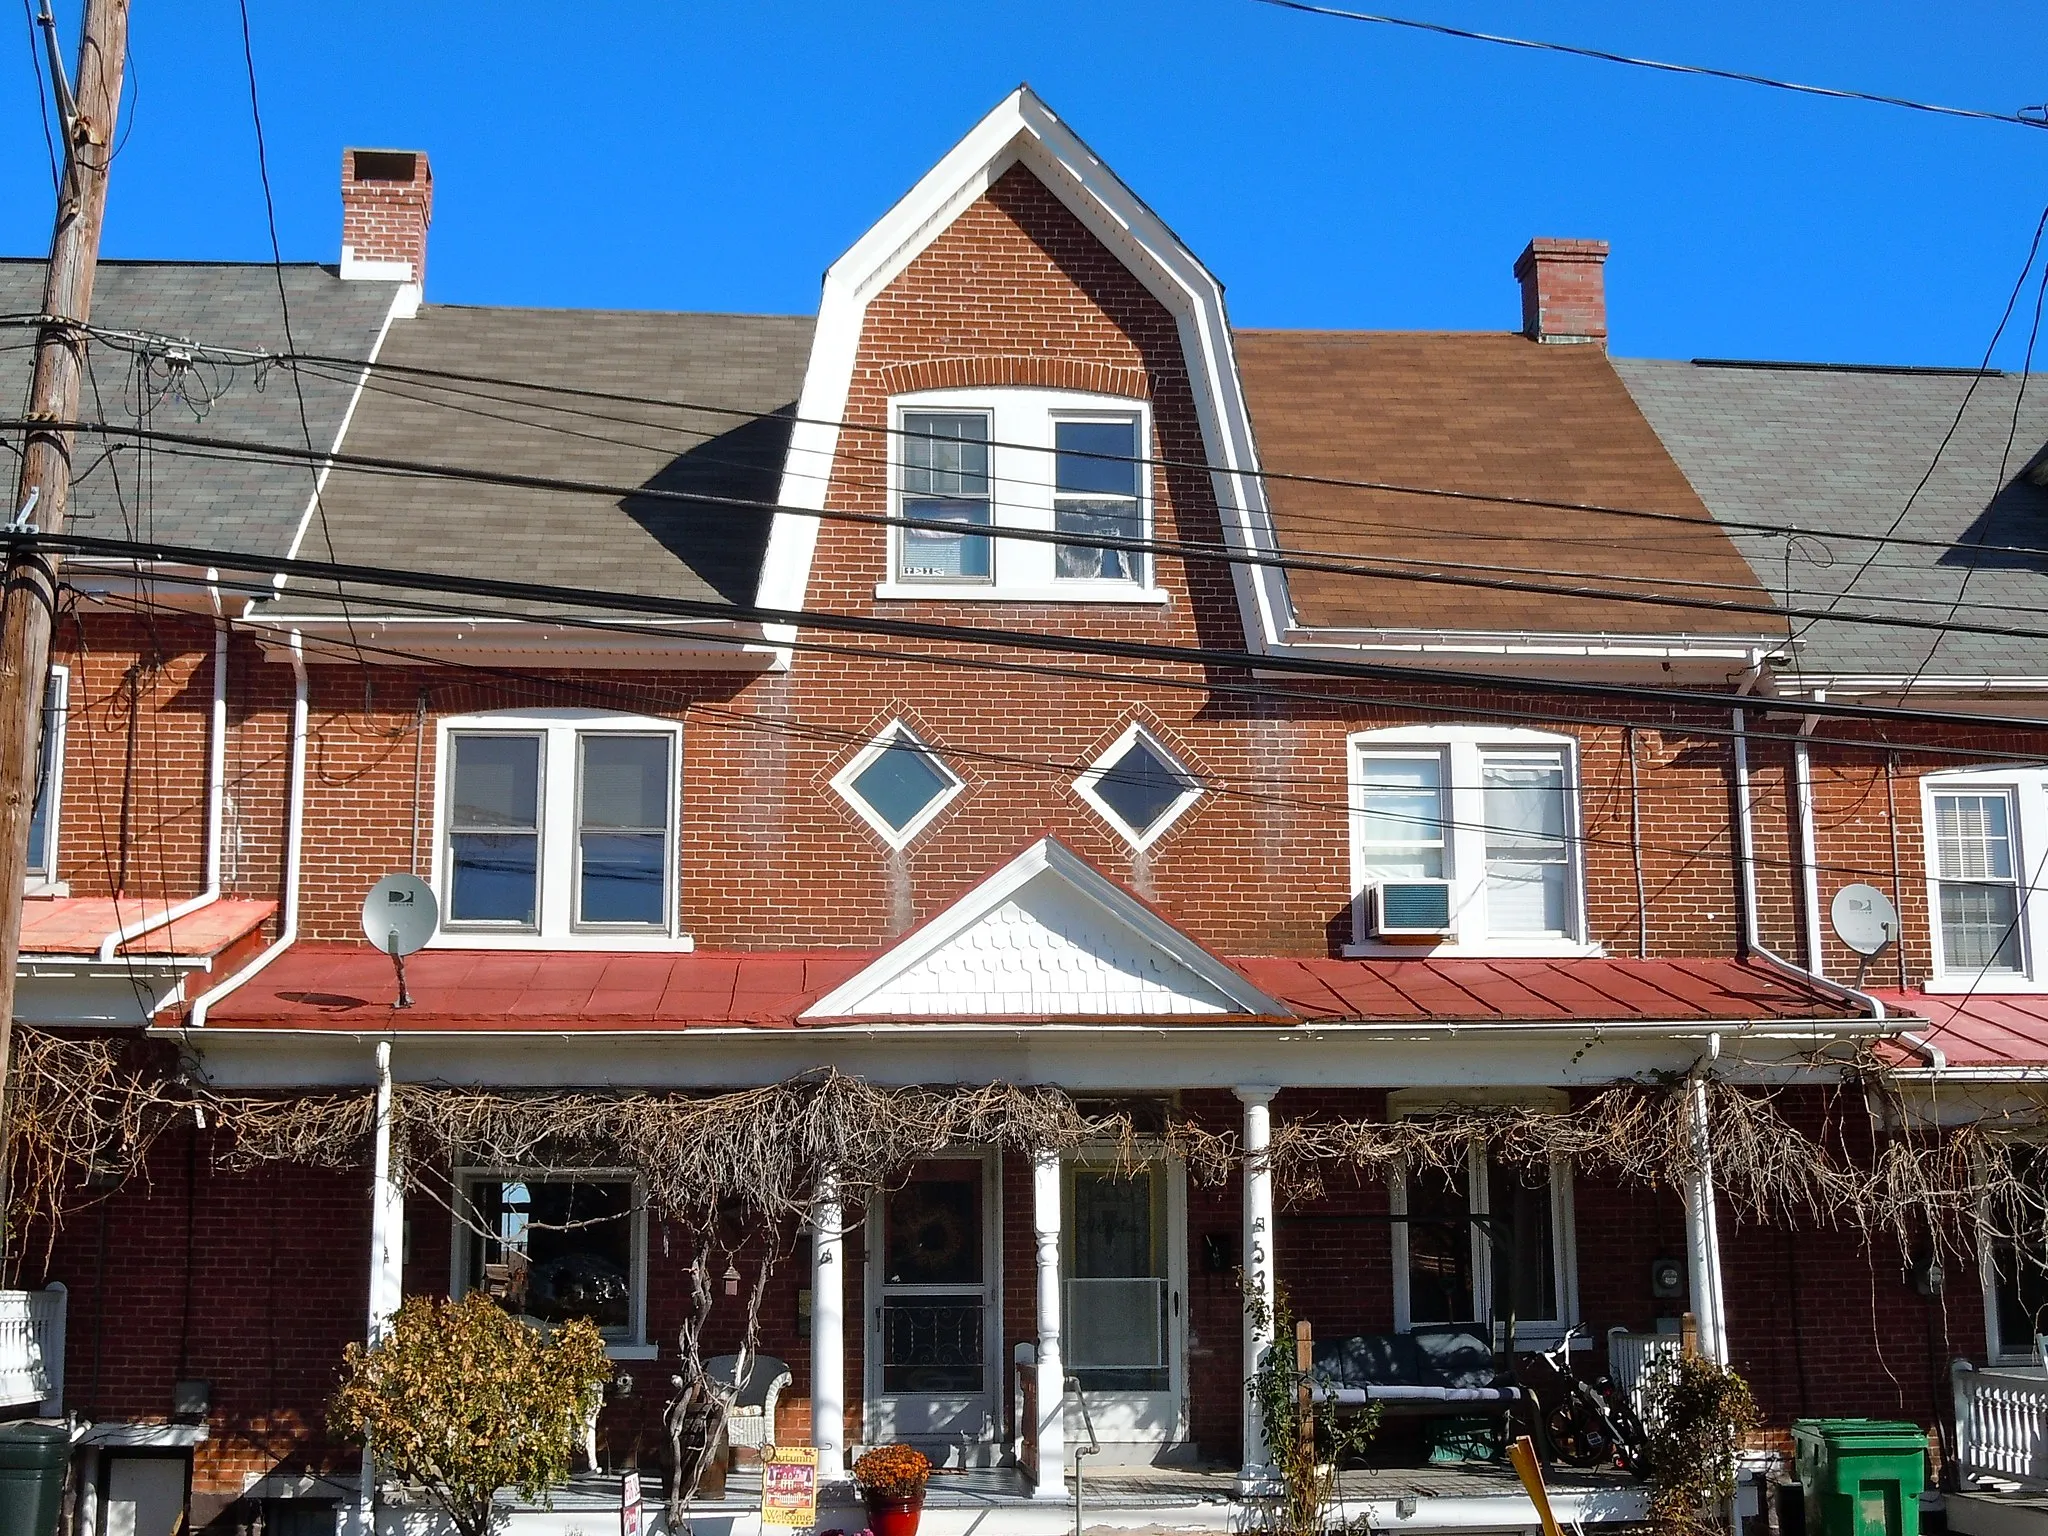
1514, 238, 1608, 347
340, 148, 432, 300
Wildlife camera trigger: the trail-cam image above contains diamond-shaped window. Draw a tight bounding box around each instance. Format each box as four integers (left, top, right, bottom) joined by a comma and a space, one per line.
1076, 726, 1201, 849
832, 722, 964, 847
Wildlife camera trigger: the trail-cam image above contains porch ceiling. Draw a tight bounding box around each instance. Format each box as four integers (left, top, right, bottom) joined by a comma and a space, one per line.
191, 944, 1874, 1032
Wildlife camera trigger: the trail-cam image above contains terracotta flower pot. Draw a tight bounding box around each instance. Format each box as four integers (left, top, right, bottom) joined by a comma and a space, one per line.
862, 1491, 925, 1536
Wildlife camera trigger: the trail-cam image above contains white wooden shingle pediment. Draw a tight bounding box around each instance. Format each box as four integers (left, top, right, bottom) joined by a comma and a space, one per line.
801, 838, 1287, 1020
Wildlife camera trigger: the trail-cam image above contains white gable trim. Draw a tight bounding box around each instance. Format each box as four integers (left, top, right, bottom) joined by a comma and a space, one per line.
800, 836, 1288, 1020
756, 85, 1289, 658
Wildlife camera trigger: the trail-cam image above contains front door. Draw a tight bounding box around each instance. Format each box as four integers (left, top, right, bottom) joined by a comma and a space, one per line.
1063, 1160, 1186, 1461
867, 1157, 998, 1464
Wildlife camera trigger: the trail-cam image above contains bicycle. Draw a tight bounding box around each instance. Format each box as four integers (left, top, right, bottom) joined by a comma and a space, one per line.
1514, 1324, 1649, 1478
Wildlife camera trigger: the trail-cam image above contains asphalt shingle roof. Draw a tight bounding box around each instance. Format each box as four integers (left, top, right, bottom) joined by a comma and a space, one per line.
1615, 357, 2048, 681
0, 260, 400, 556
264, 304, 814, 618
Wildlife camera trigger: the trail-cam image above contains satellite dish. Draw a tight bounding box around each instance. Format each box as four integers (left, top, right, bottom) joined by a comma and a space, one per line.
1830, 883, 1899, 958
361, 874, 438, 1009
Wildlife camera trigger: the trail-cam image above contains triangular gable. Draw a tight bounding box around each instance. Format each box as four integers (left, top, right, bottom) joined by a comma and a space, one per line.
756, 84, 1288, 656
801, 838, 1288, 1020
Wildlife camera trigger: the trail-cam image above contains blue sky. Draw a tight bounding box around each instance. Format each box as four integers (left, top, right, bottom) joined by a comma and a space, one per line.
6, 3, 2046, 366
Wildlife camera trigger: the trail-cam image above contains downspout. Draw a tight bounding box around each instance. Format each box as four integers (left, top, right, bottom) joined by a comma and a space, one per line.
1730, 700, 1886, 1022
1791, 691, 1827, 977
187, 632, 306, 1027
97, 572, 229, 959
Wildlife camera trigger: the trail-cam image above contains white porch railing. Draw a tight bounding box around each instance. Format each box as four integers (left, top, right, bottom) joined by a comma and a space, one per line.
0, 1285, 65, 1415
1954, 1361, 2048, 1489
1606, 1329, 1682, 1431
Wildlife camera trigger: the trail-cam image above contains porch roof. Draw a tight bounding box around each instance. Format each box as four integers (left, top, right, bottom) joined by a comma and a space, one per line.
1868, 989, 2048, 1069
19, 897, 276, 958
193, 944, 1875, 1031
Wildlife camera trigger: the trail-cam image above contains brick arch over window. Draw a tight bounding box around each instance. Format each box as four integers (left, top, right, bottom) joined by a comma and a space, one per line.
876, 356, 1150, 400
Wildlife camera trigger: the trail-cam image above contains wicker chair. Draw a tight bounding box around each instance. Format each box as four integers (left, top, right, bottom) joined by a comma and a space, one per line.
703, 1354, 793, 1453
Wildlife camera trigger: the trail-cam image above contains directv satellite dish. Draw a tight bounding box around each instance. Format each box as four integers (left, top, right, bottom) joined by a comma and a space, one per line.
361, 874, 438, 1008
1831, 883, 1899, 959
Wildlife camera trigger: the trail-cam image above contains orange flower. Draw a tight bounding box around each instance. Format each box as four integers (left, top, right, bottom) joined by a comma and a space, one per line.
852, 1444, 931, 1500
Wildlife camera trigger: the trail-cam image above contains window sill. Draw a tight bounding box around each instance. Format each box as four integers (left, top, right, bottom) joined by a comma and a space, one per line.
1342, 939, 1605, 960
1922, 975, 2045, 994
23, 880, 68, 899
606, 1343, 659, 1361
429, 931, 696, 954
873, 582, 1170, 606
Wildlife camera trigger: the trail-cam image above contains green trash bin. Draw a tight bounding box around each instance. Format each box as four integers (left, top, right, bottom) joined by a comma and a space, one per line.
0, 1424, 71, 1536
1792, 1418, 1927, 1536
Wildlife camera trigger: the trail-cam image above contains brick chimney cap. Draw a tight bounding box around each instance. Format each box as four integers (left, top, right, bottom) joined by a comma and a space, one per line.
343, 148, 432, 187
1514, 237, 1609, 276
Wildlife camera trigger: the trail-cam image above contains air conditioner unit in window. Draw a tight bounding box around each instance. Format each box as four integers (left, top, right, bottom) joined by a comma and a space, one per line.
1368, 879, 1454, 939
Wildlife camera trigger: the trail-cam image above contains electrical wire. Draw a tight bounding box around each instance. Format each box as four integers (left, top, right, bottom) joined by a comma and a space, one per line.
18, 0, 57, 198
1250, 0, 2048, 132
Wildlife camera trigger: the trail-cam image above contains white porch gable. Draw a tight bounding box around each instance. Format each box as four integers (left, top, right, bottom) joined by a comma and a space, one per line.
802, 838, 1286, 1019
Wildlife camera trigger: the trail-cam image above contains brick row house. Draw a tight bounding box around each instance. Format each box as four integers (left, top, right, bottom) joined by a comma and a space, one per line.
5, 87, 2048, 1536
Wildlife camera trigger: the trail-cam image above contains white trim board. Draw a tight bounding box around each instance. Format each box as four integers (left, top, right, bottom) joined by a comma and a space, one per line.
755, 85, 1287, 661
800, 836, 1285, 1020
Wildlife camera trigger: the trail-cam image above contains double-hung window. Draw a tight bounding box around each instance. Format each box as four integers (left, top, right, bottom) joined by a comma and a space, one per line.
1348, 727, 1590, 954
1921, 768, 2048, 989
438, 711, 685, 948
455, 1169, 651, 1355
26, 667, 67, 887
884, 389, 1163, 603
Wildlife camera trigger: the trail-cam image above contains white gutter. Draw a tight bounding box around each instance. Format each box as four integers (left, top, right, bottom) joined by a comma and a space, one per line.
187, 632, 307, 1028
1730, 704, 1887, 1022
96, 572, 229, 960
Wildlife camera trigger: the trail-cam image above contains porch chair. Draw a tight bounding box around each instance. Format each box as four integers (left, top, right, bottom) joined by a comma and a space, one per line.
703, 1354, 794, 1455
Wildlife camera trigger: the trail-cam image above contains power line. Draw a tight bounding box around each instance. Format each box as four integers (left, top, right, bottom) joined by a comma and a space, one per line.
36, 412, 2048, 651
26, 520, 2048, 739
1251, 0, 2048, 132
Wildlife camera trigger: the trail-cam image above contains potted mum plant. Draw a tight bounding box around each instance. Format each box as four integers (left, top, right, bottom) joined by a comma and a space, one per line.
852, 1444, 931, 1536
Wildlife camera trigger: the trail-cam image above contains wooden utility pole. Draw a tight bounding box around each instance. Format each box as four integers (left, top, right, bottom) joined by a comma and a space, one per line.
0, 0, 132, 1087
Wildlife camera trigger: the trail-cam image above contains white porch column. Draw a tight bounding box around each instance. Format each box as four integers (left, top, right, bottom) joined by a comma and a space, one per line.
1680, 1076, 1730, 1365
1031, 1150, 1067, 1499
1237, 1087, 1279, 1483
353, 1041, 404, 1536
811, 1169, 847, 1479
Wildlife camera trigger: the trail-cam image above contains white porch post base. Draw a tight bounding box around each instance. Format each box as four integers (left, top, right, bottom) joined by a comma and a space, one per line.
812, 1169, 848, 1480
1236, 1087, 1279, 1488
1031, 1150, 1067, 1499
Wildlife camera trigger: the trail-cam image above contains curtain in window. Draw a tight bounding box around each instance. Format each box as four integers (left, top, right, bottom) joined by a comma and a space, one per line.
1482, 754, 1570, 935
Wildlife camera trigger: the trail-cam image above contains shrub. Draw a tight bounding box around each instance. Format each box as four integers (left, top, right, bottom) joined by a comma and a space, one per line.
330, 1292, 614, 1536
1641, 1349, 1761, 1536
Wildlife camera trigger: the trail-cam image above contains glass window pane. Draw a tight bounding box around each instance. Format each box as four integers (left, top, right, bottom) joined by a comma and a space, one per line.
1487, 861, 1570, 936
468, 1178, 634, 1334
453, 736, 540, 830
1359, 754, 1446, 880
1055, 420, 1139, 498
1487, 1157, 1559, 1323
885, 1176, 983, 1285
1092, 737, 1189, 837
900, 499, 992, 580
1942, 882, 2023, 972
880, 1298, 985, 1393
1405, 1159, 1475, 1325
1936, 793, 2016, 881
850, 735, 954, 833
580, 833, 665, 926
903, 413, 988, 498
450, 833, 539, 925
1483, 756, 1567, 851
1055, 501, 1141, 581
580, 736, 669, 830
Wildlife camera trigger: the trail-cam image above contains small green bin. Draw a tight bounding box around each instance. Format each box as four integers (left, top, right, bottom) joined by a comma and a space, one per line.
0, 1424, 71, 1536
1791, 1418, 1927, 1536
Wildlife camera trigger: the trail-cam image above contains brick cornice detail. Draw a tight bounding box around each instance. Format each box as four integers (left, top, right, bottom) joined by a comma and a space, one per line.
875, 355, 1150, 400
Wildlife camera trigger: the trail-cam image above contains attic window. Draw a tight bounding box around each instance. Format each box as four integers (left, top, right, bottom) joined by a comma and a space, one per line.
352, 150, 418, 183
1075, 724, 1201, 850
831, 722, 964, 848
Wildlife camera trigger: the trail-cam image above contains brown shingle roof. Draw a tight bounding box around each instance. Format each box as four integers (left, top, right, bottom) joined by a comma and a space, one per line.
1232, 330, 1779, 637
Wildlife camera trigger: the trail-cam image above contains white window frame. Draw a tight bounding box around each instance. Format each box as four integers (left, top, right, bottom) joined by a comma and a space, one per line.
1922, 766, 2048, 992
430, 709, 688, 951
1073, 722, 1203, 851
449, 1166, 656, 1360
1346, 725, 1595, 957
26, 665, 67, 892
829, 719, 965, 849
876, 387, 1168, 605
1386, 1088, 1580, 1350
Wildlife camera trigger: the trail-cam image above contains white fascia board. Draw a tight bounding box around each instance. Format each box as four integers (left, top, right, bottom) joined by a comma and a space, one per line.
1773, 674, 2048, 707
755, 86, 1289, 659
1284, 631, 1774, 663
799, 834, 1287, 1019
172, 1018, 1873, 1091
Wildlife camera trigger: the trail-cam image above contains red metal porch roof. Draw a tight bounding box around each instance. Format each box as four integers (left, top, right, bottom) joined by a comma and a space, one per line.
20, 897, 276, 958
196, 945, 1869, 1031
1868, 990, 2048, 1069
